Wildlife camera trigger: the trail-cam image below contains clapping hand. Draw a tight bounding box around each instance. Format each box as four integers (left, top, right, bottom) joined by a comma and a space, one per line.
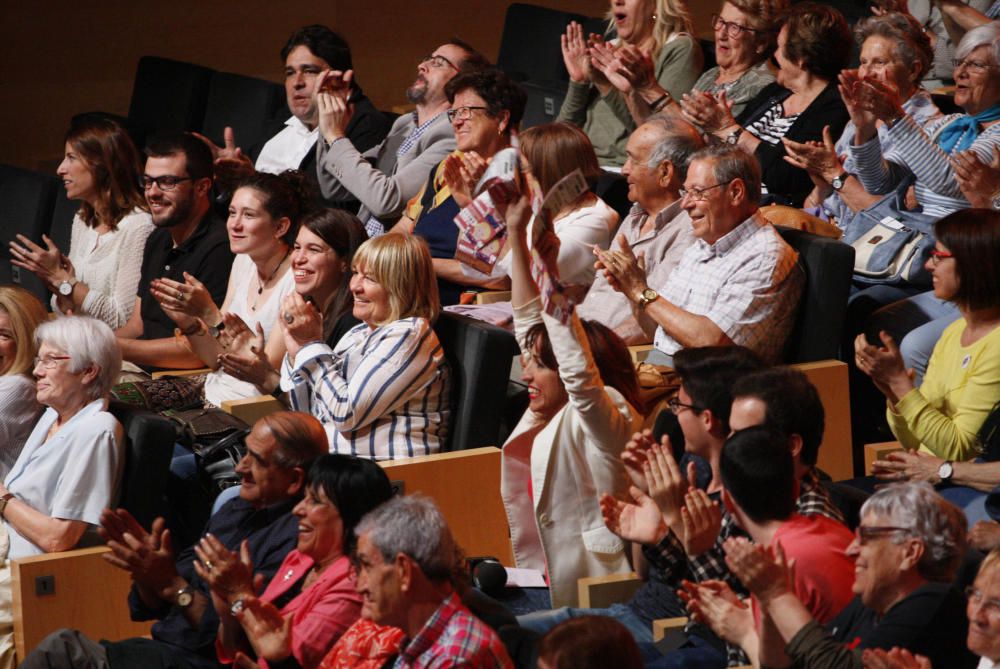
442, 151, 488, 208
862, 648, 932, 669
99, 509, 180, 602
561, 22, 594, 84
232, 595, 294, 663
9, 234, 66, 289
644, 441, 697, 542
951, 146, 1000, 208
217, 312, 279, 392
679, 579, 753, 646
150, 271, 217, 328
724, 537, 794, 605
317, 70, 355, 143
870, 449, 942, 484
278, 293, 324, 360
783, 126, 845, 186
601, 486, 669, 545
854, 331, 915, 402
680, 488, 723, 557
680, 90, 736, 135
594, 234, 648, 302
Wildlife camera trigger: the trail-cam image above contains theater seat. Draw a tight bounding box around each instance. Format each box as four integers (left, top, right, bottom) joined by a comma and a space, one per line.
200, 71, 287, 153
109, 403, 176, 529
497, 3, 592, 83
0, 165, 59, 301
128, 56, 214, 136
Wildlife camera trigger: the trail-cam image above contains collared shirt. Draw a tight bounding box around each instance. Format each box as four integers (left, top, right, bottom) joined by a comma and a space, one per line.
654, 212, 803, 363
137, 212, 233, 343
256, 116, 319, 175
118, 496, 299, 669
394, 592, 512, 669
578, 200, 696, 344
979, 657, 1000, 669
281, 318, 450, 460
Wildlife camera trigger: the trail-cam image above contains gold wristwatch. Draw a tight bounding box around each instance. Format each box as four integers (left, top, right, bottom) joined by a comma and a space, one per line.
636, 287, 658, 310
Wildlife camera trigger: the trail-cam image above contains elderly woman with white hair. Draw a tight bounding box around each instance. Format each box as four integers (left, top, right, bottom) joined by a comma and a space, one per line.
722, 482, 976, 669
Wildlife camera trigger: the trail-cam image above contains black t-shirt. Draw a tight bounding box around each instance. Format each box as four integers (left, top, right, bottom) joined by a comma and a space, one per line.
827, 582, 977, 669
136, 212, 234, 342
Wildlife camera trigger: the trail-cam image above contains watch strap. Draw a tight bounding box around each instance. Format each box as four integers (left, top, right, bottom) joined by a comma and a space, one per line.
0, 493, 16, 519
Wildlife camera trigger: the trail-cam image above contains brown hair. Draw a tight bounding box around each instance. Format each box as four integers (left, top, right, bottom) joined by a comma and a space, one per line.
538, 616, 643, 669
525, 318, 643, 414
781, 2, 852, 81
259, 411, 328, 470
935, 208, 1000, 311
65, 116, 148, 229
233, 170, 313, 245
0, 286, 48, 376
352, 234, 440, 325
855, 12, 934, 84
520, 122, 602, 194
299, 209, 368, 338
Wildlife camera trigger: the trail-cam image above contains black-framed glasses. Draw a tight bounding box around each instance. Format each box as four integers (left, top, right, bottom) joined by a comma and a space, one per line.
711, 14, 759, 38
421, 53, 459, 71
679, 179, 734, 202
667, 396, 701, 415
855, 525, 911, 544
141, 175, 193, 191
446, 106, 489, 123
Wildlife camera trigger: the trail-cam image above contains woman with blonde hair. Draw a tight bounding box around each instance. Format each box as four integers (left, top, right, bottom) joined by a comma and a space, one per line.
0, 287, 47, 477
279, 233, 450, 459
558, 0, 702, 166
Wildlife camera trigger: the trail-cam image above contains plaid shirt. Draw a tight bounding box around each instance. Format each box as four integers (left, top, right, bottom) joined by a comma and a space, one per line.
642, 470, 844, 666
653, 212, 803, 363
394, 593, 513, 669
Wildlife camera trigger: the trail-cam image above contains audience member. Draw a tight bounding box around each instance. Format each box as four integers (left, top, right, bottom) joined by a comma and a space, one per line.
316, 40, 489, 237
684, 2, 852, 206
600, 144, 803, 365
200, 454, 393, 669
148, 171, 304, 407
217, 208, 368, 395
353, 495, 513, 667
280, 233, 449, 458
909, 0, 994, 89
393, 67, 526, 305
727, 482, 975, 669
0, 286, 45, 478
582, 114, 703, 344
681, 426, 856, 667
558, 0, 702, 166
963, 546, 1000, 667
856, 209, 1000, 462
536, 616, 643, 669
115, 133, 234, 374
10, 116, 153, 329
0, 316, 124, 667
20, 411, 327, 669
502, 189, 642, 610
197, 25, 390, 208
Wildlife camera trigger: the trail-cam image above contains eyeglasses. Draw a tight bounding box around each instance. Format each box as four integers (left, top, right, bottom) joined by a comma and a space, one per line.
446, 106, 489, 123
141, 175, 193, 191
421, 53, 459, 71
967, 586, 1000, 617
679, 180, 734, 202
953, 58, 993, 73
854, 525, 911, 544
33, 355, 72, 370
667, 396, 701, 415
711, 14, 759, 38
929, 249, 954, 265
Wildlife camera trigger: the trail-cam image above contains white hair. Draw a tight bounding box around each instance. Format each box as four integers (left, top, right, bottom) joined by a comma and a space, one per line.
355, 494, 459, 582
35, 315, 121, 401
956, 21, 1000, 66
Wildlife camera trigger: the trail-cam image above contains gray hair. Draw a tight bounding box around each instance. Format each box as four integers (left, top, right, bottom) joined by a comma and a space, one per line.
688, 144, 762, 204
854, 13, 934, 83
355, 494, 459, 582
861, 482, 967, 582
642, 114, 706, 183
35, 316, 121, 402
956, 21, 1000, 66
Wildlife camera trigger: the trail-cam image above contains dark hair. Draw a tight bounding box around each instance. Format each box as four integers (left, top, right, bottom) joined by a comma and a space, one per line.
537, 616, 643, 669
525, 318, 644, 414
144, 132, 214, 182
731, 366, 824, 466
935, 209, 1000, 310
259, 411, 327, 470
280, 25, 352, 72
855, 12, 934, 84
307, 454, 393, 556
447, 37, 492, 72
233, 170, 313, 245
64, 117, 148, 230
445, 67, 527, 132
721, 426, 796, 523
299, 208, 368, 337
781, 2, 852, 81
672, 346, 763, 433
520, 122, 602, 193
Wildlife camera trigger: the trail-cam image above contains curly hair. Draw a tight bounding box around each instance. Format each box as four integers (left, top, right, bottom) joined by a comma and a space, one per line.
725, 0, 788, 60
855, 12, 934, 84
444, 67, 526, 132
781, 2, 852, 81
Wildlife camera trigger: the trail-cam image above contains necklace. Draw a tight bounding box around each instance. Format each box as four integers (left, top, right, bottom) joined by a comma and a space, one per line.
250, 246, 290, 311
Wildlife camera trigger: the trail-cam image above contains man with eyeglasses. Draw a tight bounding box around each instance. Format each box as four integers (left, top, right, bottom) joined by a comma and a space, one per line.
601, 144, 803, 366
314, 40, 489, 237
115, 133, 233, 373
195, 25, 390, 210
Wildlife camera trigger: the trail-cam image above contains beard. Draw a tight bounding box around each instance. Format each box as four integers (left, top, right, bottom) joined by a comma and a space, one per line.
406, 76, 428, 104
149, 194, 196, 229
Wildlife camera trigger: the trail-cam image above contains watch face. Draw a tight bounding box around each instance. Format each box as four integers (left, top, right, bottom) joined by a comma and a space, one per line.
177, 591, 193, 607
939, 462, 954, 480
643, 288, 658, 301
992, 195, 1000, 211
59, 282, 73, 296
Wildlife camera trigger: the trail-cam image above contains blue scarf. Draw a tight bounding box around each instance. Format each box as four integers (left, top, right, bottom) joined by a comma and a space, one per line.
935, 103, 1000, 154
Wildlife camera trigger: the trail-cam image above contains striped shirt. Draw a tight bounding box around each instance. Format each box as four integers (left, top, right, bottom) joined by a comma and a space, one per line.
747, 100, 801, 145
282, 317, 450, 460
653, 213, 804, 364
849, 112, 1000, 218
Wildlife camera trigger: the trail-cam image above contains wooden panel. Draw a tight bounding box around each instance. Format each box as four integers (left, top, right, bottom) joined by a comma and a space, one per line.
380, 447, 513, 566
220, 395, 285, 426
793, 360, 853, 481
865, 441, 904, 476
577, 571, 641, 608
475, 291, 512, 305
150, 367, 211, 380
629, 344, 655, 364
652, 616, 689, 642
12, 547, 151, 658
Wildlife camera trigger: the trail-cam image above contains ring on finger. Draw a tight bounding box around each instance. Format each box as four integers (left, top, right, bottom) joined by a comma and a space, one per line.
283, 311, 294, 325
205, 560, 215, 571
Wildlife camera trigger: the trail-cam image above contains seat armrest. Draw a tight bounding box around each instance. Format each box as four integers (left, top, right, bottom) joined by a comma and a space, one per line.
629, 344, 655, 364
220, 395, 285, 425
577, 572, 642, 608
865, 441, 903, 475
652, 616, 689, 642
150, 367, 211, 380
475, 291, 512, 305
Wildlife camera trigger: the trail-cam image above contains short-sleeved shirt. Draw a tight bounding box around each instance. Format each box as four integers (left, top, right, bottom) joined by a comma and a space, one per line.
395, 592, 512, 668
136, 212, 233, 342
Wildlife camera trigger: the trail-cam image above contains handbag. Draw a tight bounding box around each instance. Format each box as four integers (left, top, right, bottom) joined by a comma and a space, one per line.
160, 407, 250, 495
841, 176, 937, 287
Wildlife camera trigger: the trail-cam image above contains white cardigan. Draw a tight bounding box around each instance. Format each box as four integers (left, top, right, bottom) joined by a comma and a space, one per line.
501, 297, 638, 608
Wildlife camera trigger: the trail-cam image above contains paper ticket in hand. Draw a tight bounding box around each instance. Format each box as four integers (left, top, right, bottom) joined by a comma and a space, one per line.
453, 148, 520, 274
